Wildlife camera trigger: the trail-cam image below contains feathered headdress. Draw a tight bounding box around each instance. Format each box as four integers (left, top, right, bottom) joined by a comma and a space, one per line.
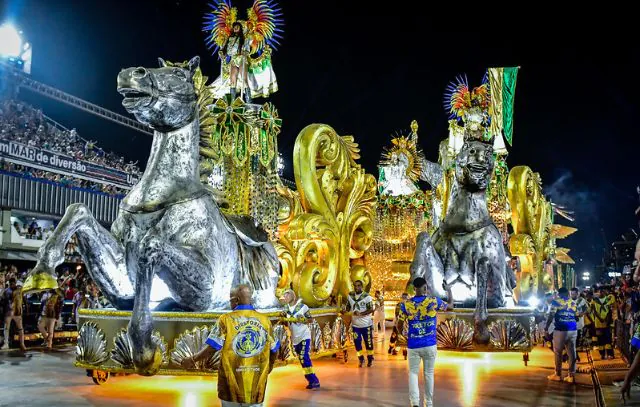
203, 0, 284, 57
444, 74, 490, 122
444, 74, 493, 143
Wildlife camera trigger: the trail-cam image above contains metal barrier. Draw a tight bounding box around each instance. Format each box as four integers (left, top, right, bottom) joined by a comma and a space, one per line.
615, 319, 632, 363
587, 349, 607, 407
0, 172, 121, 224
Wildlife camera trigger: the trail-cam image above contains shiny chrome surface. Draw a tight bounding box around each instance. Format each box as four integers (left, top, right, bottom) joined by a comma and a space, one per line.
26, 56, 279, 374
412, 140, 513, 343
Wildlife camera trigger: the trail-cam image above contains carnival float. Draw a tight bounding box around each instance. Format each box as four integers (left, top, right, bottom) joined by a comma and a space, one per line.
20, 0, 576, 383
367, 70, 577, 362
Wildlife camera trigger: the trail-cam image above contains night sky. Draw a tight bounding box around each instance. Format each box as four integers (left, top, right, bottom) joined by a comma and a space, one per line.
2, 0, 638, 276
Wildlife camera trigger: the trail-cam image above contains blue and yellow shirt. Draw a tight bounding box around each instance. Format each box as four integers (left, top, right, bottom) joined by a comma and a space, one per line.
550, 297, 578, 331
399, 296, 447, 349
206, 304, 280, 404
631, 323, 640, 349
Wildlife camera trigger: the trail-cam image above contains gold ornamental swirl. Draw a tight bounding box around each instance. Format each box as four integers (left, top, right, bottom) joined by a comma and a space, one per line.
507, 166, 577, 300
274, 181, 303, 293
288, 124, 377, 307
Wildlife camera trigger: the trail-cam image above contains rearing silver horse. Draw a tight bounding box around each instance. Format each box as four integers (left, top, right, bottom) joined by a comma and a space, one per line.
412, 135, 515, 343
25, 56, 279, 374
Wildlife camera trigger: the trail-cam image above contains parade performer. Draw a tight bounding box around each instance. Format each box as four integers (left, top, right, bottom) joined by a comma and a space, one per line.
204, 0, 283, 102
1, 278, 26, 351
346, 280, 375, 368
42, 287, 63, 350
621, 238, 640, 403
591, 287, 614, 359
571, 287, 588, 363
278, 289, 320, 389
389, 292, 409, 356
398, 278, 452, 407
545, 287, 580, 383
583, 290, 595, 351
373, 290, 385, 338
218, 22, 251, 101
186, 285, 279, 407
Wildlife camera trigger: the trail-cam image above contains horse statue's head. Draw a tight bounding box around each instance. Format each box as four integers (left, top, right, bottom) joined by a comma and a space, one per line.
455, 139, 495, 192
117, 56, 200, 131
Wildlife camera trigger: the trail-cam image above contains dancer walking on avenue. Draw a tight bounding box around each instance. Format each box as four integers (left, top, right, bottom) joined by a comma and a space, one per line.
546, 287, 580, 383
279, 289, 320, 389
398, 278, 453, 407
346, 280, 375, 368
186, 285, 279, 407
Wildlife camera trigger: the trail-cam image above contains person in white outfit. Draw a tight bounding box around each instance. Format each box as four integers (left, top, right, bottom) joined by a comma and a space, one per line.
278, 289, 320, 389
346, 281, 375, 368
397, 277, 453, 407
373, 290, 385, 339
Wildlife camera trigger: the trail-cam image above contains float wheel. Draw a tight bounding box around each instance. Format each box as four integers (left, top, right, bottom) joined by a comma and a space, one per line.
91, 370, 109, 385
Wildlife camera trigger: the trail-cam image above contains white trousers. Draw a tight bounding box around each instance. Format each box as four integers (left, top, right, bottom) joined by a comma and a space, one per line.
373, 309, 385, 336
221, 401, 262, 407
407, 345, 437, 407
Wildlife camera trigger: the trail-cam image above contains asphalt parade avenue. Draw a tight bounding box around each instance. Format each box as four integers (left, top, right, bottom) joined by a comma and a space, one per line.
0, 335, 604, 407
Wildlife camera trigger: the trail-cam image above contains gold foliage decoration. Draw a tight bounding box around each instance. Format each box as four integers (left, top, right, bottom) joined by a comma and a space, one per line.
281, 124, 376, 307
508, 166, 577, 299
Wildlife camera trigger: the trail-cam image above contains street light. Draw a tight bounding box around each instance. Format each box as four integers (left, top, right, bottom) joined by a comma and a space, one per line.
0, 23, 22, 57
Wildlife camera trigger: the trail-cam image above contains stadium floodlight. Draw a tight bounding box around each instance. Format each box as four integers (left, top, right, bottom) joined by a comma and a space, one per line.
0, 23, 22, 58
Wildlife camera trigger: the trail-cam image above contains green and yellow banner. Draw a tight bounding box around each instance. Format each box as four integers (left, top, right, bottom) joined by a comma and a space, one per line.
488, 67, 519, 146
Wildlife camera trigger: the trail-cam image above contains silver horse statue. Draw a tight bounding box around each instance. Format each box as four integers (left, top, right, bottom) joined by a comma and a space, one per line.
412, 135, 515, 343
26, 56, 280, 374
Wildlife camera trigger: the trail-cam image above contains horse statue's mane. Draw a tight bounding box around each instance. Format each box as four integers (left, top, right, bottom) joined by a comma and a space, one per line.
160, 60, 217, 184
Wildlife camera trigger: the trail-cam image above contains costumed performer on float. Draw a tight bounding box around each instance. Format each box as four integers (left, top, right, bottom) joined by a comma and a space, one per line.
204, 0, 283, 102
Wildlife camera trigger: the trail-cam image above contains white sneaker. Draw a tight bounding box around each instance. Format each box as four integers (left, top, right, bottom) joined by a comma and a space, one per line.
563, 375, 575, 384
547, 373, 562, 382
1, 343, 9, 350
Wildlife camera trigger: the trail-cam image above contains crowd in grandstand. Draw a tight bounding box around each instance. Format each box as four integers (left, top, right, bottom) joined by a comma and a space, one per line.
0, 99, 141, 196
12, 220, 54, 241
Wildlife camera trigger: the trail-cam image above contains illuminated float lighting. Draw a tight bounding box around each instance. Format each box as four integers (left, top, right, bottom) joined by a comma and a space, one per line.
277, 153, 284, 175
207, 166, 224, 189
527, 296, 540, 308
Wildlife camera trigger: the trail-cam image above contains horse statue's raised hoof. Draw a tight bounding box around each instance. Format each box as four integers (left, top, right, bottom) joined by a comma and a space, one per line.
23, 263, 59, 293
134, 345, 163, 376
474, 320, 490, 345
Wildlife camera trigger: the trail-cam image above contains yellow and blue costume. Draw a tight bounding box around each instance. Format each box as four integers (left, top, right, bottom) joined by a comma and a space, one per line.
281, 299, 320, 389
347, 292, 374, 366
591, 297, 614, 358
206, 304, 280, 405
549, 297, 578, 332
398, 296, 447, 348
